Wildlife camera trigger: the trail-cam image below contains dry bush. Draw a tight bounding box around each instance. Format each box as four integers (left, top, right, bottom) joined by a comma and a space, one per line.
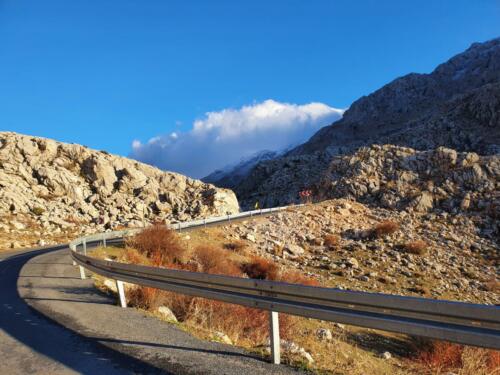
194, 245, 242, 276
127, 224, 185, 265
223, 240, 247, 252
372, 220, 399, 238
241, 256, 279, 280
124, 248, 149, 265
414, 341, 500, 374
323, 234, 340, 249
127, 286, 166, 310
279, 270, 320, 286
484, 278, 500, 293
184, 297, 295, 344
403, 240, 428, 256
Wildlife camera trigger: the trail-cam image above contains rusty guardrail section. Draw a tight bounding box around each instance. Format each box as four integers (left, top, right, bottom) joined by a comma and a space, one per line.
69, 207, 500, 365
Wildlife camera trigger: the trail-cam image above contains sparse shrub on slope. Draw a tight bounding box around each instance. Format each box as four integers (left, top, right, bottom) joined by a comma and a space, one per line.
241, 256, 279, 280
323, 234, 340, 249
194, 245, 242, 276
403, 240, 428, 256
279, 270, 320, 286
223, 240, 247, 252
414, 340, 500, 375
371, 220, 399, 238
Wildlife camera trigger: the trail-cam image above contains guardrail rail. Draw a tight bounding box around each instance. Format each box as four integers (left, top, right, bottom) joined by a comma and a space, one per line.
69, 206, 500, 365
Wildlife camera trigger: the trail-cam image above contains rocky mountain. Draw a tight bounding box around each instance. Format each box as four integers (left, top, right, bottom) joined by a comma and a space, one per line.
0, 132, 239, 248
231, 38, 500, 208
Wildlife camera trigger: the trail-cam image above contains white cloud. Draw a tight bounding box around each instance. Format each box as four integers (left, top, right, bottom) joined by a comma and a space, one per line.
130, 99, 344, 178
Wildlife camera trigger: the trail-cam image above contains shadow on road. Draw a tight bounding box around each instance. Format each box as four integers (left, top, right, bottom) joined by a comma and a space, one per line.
0, 247, 170, 374
90, 336, 267, 361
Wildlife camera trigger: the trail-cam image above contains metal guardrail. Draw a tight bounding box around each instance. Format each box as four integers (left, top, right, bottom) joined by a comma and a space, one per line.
69, 206, 500, 365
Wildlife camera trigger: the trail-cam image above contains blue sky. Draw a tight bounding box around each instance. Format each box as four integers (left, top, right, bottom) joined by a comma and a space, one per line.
1, 1, 499, 176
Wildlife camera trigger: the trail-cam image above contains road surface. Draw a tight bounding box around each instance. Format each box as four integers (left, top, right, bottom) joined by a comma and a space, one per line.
0, 246, 300, 374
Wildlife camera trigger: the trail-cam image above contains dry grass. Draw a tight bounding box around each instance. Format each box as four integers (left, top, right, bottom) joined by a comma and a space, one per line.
372, 220, 400, 238
403, 240, 428, 256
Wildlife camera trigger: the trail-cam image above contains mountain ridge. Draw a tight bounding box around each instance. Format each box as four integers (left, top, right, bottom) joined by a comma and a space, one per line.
229, 37, 500, 208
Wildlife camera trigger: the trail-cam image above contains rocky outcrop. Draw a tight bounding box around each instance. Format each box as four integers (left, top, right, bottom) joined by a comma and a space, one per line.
0, 132, 239, 238
231, 38, 500, 208
319, 145, 499, 216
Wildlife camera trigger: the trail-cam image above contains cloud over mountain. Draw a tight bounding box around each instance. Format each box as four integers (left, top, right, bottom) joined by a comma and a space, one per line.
130, 99, 344, 178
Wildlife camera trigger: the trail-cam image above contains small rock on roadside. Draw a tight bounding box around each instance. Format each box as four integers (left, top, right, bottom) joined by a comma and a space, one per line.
213, 331, 233, 345
316, 328, 332, 341
158, 306, 178, 323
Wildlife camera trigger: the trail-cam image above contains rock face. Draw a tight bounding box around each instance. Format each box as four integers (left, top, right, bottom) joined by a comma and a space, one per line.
230, 38, 500, 208
295, 38, 500, 156
0, 132, 239, 235
319, 145, 499, 215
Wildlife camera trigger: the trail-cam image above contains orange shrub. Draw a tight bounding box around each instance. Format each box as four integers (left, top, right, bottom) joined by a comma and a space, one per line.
194, 245, 242, 276
484, 278, 500, 293
223, 241, 247, 252
403, 240, 428, 255
127, 286, 165, 310
372, 220, 399, 238
417, 341, 463, 370
127, 225, 185, 265
279, 270, 320, 286
185, 297, 294, 344
241, 256, 279, 280
415, 341, 500, 373
323, 234, 340, 249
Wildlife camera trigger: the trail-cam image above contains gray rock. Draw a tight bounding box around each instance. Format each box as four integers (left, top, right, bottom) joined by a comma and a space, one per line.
157, 306, 178, 323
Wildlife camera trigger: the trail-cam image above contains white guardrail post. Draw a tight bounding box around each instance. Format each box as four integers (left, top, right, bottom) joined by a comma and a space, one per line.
270, 311, 280, 364
115, 280, 127, 308
79, 265, 86, 280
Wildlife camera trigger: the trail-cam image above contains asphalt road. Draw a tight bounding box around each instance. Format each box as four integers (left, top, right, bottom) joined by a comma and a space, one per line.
0, 246, 301, 374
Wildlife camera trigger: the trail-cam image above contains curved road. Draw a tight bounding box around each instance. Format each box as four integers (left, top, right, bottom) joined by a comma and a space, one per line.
0, 247, 300, 374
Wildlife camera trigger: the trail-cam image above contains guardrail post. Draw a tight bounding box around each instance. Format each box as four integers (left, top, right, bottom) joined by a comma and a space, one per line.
116, 280, 127, 308
269, 311, 280, 364
79, 266, 86, 280
82, 239, 87, 255
103, 237, 107, 248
